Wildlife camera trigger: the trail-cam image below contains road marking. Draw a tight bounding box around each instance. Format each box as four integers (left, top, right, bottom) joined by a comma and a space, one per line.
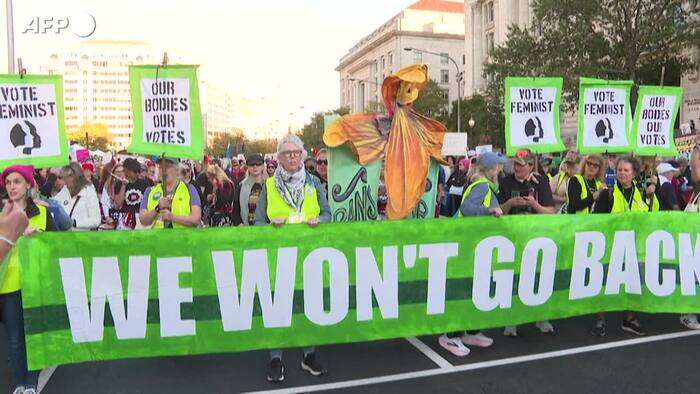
405, 336, 452, 369
242, 330, 700, 394
38, 366, 57, 393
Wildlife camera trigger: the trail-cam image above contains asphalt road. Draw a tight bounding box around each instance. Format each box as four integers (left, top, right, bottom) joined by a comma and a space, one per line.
2, 313, 699, 393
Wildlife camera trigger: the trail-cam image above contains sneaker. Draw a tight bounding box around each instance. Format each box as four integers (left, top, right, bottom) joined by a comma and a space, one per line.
503, 325, 518, 337
301, 352, 327, 377
680, 314, 700, 330
535, 320, 555, 334
267, 357, 285, 383
438, 334, 470, 357
591, 319, 606, 337
622, 319, 646, 336
462, 331, 494, 348
23, 389, 37, 394
12, 387, 25, 394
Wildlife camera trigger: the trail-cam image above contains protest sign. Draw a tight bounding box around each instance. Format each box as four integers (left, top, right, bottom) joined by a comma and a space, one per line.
632, 86, 683, 157
505, 77, 565, 155
128, 65, 203, 160
0, 74, 68, 169
441, 133, 469, 156
577, 78, 633, 154
20, 212, 700, 370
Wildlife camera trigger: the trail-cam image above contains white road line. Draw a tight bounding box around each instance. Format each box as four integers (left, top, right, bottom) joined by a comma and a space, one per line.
242, 330, 700, 394
405, 336, 453, 369
38, 366, 57, 393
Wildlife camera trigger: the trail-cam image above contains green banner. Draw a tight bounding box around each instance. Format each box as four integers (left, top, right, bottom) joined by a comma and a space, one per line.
505, 77, 565, 156
577, 78, 634, 154
127, 65, 203, 160
632, 85, 683, 157
0, 74, 68, 169
20, 212, 700, 370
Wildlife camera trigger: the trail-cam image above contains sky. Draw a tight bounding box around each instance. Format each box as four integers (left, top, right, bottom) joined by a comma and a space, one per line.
1, 0, 418, 128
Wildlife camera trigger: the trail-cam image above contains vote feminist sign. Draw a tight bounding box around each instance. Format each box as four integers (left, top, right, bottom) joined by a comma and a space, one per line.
577, 78, 633, 154
632, 85, 682, 157
128, 65, 203, 160
505, 77, 565, 155
0, 74, 68, 169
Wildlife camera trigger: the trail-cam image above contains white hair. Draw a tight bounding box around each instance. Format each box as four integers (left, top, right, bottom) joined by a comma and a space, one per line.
277, 134, 304, 154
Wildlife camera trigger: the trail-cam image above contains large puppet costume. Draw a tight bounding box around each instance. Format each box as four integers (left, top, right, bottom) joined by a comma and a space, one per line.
324, 65, 446, 219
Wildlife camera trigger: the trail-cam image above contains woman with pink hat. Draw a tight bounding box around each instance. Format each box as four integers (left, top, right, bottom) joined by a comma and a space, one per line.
0, 165, 57, 394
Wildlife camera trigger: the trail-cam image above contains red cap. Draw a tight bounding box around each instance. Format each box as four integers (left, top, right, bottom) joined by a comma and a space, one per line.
1, 165, 35, 188
81, 162, 95, 172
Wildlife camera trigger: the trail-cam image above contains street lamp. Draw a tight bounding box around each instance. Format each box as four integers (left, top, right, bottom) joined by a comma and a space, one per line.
404, 47, 463, 134
468, 116, 475, 128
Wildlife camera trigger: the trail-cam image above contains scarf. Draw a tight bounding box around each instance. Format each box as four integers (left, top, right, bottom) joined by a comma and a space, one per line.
273, 165, 307, 212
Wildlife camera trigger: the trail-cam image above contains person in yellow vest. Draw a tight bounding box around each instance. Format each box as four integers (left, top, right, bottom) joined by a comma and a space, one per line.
0, 165, 57, 394
438, 152, 505, 357
566, 154, 606, 214
254, 134, 330, 383
591, 155, 659, 337
550, 156, 579, 213
139, 157, 202, 229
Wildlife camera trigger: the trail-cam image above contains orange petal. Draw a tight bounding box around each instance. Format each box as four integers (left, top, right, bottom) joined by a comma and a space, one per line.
323, 113, 387, 165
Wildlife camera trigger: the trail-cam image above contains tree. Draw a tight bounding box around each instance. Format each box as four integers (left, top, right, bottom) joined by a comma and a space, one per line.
206, 132, 279, 157
445, 95, 505, 149
412, 79, 449, 123
364, 100, 384, 113
484, 0, 700, 112
297, 107, 350, 150
67, 122, 113, 151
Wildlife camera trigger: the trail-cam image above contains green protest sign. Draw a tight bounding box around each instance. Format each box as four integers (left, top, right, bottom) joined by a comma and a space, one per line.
0, 74, 68, 169
505, 77, 565, 156
632, 85, 683, 157
577, 78, 633, 154
128, 65, 203, 160
20, 212, 700, 370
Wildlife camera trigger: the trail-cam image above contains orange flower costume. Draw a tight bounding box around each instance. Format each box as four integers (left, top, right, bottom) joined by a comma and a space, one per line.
324, 65, 446, 219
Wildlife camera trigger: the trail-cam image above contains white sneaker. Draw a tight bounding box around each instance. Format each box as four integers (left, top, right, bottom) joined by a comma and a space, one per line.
462, 332, 494, 348
12, 387, 25, 394
680, 314, 700, 330
536, 320, 555, 334
438, 334, 470, 357
503, 325, 518, 337
23, 389, 37, 394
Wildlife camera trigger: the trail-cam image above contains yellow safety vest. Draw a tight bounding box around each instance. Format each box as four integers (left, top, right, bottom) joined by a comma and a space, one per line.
458, 179, 493, 217
146, 181, 191, 229
571, 174, 602, 214
0, 205, 47, 294
265, 177, 320, 222
611, 183, 659, 213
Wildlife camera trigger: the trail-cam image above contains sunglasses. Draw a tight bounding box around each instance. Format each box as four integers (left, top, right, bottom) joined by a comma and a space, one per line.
586, 162, 601, 168
317, 160, 328, 165
281, 150, 303, 158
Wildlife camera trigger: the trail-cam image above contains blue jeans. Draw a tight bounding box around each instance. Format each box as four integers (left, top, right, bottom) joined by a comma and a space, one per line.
1, 291, 39, 389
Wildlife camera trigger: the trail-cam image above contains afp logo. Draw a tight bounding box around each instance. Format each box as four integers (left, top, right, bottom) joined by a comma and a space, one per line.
22, 13, 97, 38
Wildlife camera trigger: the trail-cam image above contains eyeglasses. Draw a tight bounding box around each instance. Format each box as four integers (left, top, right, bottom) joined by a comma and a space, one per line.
586, 162, 601, 168
280, 150, 303, 158
249, 163, 263, 167
317, 160, 328, 165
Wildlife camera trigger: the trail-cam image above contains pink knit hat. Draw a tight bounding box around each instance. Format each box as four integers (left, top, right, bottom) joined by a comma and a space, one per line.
0, 165, 36, 188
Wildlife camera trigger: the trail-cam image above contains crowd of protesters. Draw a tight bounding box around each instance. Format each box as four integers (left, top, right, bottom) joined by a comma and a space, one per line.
1, 134, 700, 390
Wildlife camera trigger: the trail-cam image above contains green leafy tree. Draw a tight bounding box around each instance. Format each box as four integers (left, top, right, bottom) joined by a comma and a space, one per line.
297, 107, 350, 150
68, 122, 113, 151
364, 100, 384, 113
446, 95, 505, 149
412, 79, 449, 123
484, 0, 699, 113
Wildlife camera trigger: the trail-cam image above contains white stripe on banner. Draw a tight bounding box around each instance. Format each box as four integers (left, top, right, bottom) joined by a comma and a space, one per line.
244, 330, 700, 394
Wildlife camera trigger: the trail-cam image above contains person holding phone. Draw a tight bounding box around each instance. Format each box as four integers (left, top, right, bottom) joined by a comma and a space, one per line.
0, 165, 57, 394
497, 150, 556, 337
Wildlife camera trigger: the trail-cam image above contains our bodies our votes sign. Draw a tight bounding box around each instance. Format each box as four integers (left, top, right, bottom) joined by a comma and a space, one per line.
505, 77, 565, 155
0, 75, 68, 169
632, 86, 683, 157
577, 78, 633, 154
128, 65, 203, 160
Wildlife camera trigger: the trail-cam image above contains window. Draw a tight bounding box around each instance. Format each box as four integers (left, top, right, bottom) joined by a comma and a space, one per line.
463, 55, 466, 65
440, 53, 449, 65
388, 52, 393, 66
381, 56, 386, 69
440, 89, 449, 101
440, 69, 449, 84
414, 50, 423, 64
486, 32, 495, 55
486, 1, 494, 24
